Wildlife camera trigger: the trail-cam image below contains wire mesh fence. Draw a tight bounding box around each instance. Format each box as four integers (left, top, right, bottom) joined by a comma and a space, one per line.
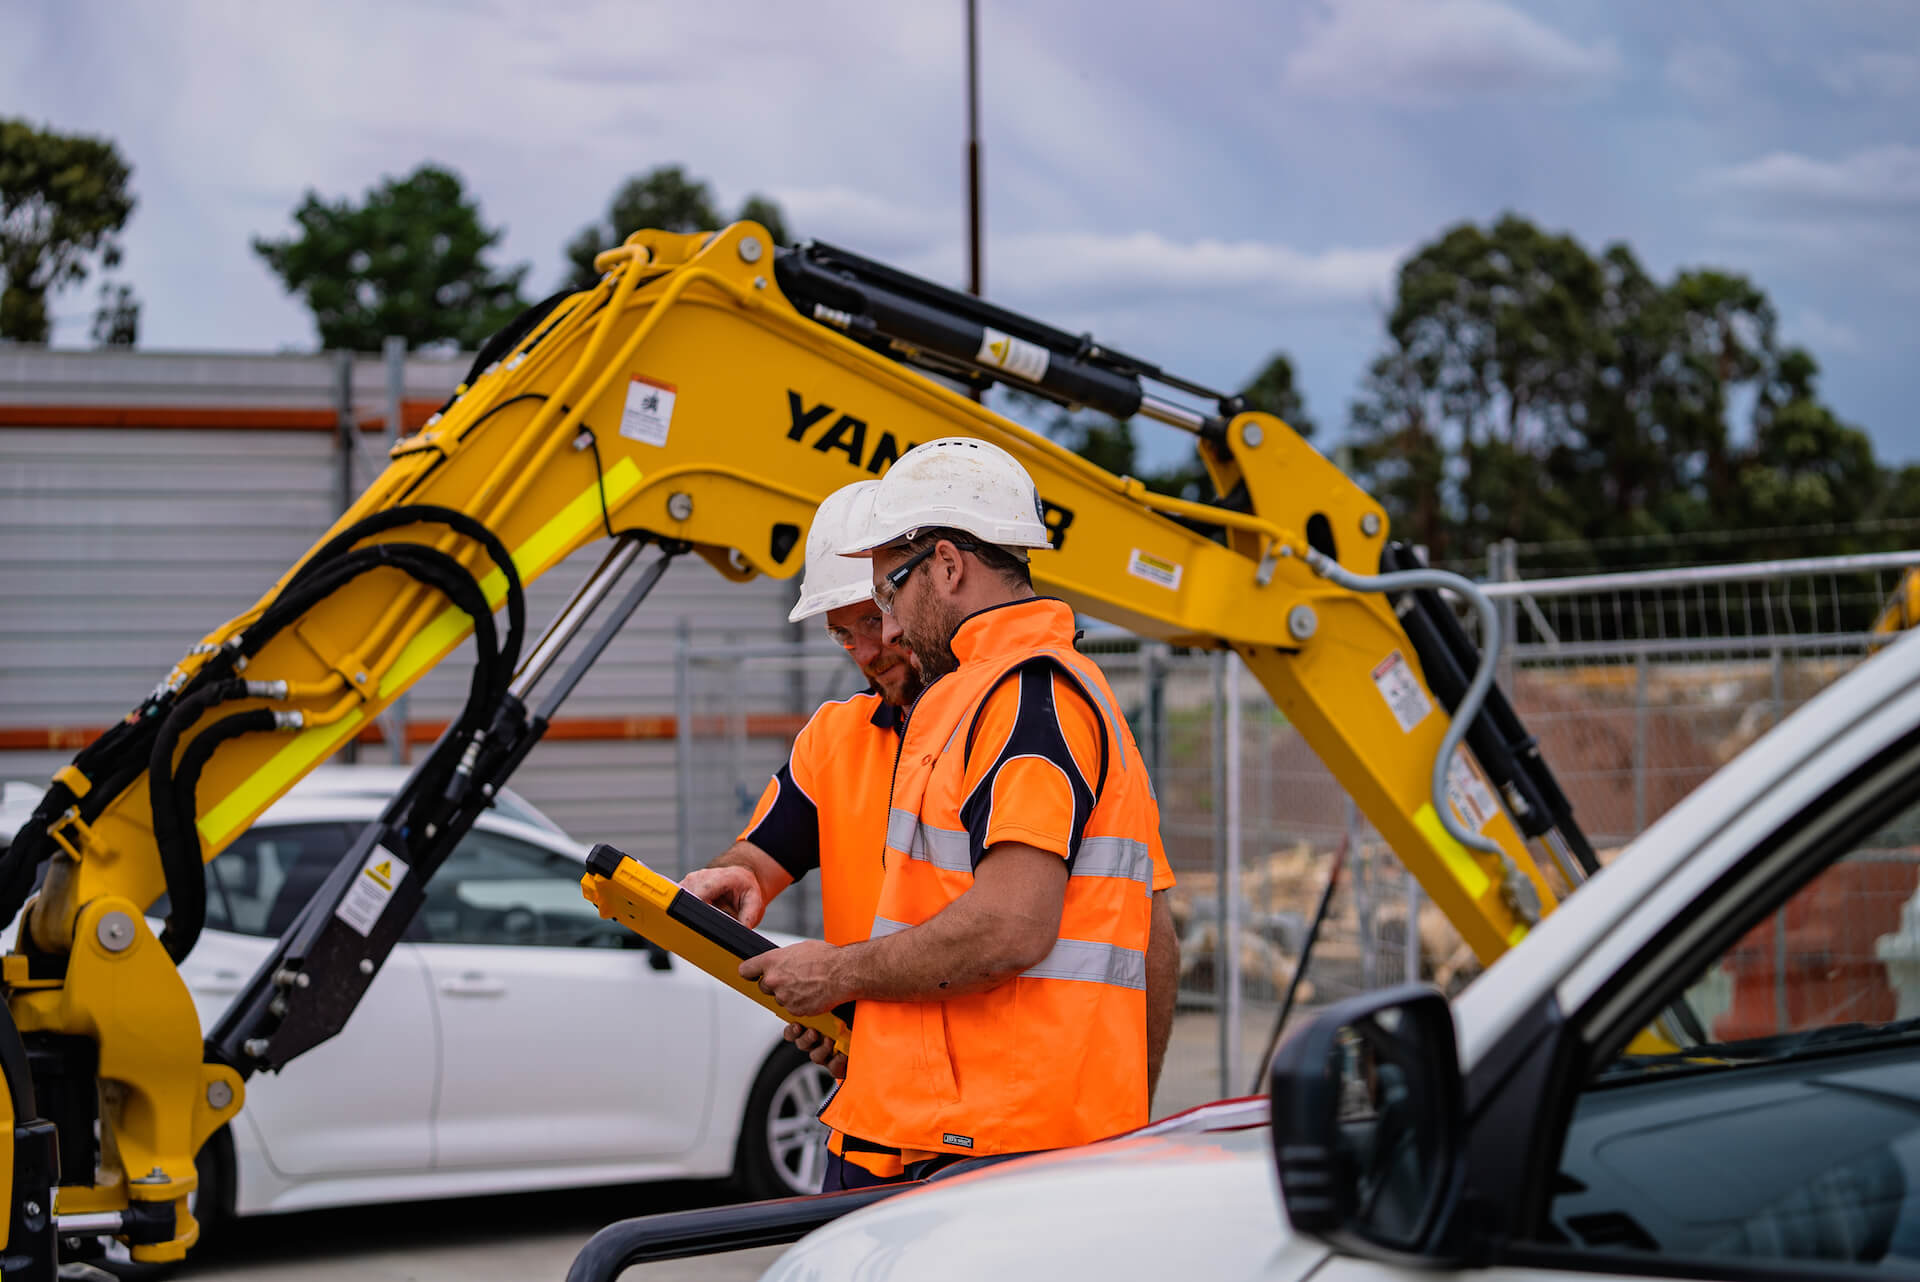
673, 549, 1920, 1106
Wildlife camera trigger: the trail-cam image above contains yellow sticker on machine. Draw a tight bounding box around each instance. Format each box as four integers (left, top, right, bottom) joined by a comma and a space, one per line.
1412, 802, 1491, 900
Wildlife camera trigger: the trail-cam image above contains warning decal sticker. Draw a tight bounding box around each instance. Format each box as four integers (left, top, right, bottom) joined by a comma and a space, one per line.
1126, 548, 1184, 590
335, 846, 411, 937
976, 327, 1050, 383
1444, 751, 1500, 832
1371, 650, 1433, 732
619, 375, 677, 447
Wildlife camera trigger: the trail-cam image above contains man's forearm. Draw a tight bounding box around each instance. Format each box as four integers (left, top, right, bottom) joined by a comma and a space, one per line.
1146, 889, 1179, 1107
835, 894, 1041, 1001
833, 843, 1066, 1003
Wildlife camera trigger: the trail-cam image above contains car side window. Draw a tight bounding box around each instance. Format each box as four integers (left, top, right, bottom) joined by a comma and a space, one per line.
1548, 794, 1920, 1271
422, 829, 628, 949
150, 823, 355, 938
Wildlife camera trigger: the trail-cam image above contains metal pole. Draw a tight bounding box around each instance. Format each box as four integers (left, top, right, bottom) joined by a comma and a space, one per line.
1224, 651, 1243, 1092
1497, 538, 1519, 694
1404, 876, 1422, 984
676, 616, 696, 880
382, 337, 409, 765
333, 350, 356, 515
1211, 649, 1229, 1096
1771, 645, 1786, 727
965, 0, 982, 299
1633, 652, 1649, 836
333, 350, 357, 764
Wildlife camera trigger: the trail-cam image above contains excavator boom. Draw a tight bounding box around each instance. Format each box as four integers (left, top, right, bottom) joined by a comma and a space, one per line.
0, 221, 1593, 1271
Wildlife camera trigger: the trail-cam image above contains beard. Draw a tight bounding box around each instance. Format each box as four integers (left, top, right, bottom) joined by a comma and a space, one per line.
861, 650, 925, 707
901, 597, 966, 682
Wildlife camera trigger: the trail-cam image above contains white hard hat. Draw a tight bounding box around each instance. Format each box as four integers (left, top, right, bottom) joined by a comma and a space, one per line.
789, 481, 882, 622
835, 437, 1051, 557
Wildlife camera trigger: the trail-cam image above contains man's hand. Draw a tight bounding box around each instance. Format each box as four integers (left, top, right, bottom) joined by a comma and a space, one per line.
785, 1022, 848, 1079
681, 865, 766, 927
739, 939, 850, 1017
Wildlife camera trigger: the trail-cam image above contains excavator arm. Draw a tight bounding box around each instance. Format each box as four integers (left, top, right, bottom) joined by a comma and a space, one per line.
0, 220, 1600, 1273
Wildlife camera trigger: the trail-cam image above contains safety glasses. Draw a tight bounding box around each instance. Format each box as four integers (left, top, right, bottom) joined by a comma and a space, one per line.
825, 610, 885, 649
874, 537, 982, 615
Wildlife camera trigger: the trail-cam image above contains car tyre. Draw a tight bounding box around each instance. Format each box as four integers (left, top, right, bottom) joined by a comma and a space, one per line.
734, 1043, 834, 1199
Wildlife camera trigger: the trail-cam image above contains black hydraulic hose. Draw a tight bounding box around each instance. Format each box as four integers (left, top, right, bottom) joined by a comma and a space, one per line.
0, 508, 519, 939
288, 505, 526, 678
145, 545, 501, 956
144, 681, 252, 959
152, 707, 279, 961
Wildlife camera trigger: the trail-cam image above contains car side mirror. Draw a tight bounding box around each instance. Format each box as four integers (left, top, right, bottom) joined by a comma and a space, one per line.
1269, 984, 1465, 1261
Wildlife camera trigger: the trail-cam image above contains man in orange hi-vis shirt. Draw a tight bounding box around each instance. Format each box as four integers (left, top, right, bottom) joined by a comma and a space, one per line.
742, 439, 1178, 1189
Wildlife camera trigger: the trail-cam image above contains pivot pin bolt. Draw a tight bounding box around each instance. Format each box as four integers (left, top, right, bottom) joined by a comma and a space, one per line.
96, 912, 135, 953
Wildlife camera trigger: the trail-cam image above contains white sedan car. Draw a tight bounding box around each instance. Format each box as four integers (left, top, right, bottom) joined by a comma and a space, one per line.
4, 766, 834, 1240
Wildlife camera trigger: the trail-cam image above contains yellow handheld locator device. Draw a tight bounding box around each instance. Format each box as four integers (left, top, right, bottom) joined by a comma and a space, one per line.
581, 842, 853, 1056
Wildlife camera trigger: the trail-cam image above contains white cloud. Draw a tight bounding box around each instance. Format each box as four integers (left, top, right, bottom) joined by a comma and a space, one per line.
1706, 145, 1920, 207
1665, 44, 1742, 102
1284, 0, 1619, 103
1820, 51, 1920, 98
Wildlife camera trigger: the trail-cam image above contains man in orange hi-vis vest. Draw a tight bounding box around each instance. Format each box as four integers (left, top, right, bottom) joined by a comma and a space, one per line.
741, 439, 1178, 1189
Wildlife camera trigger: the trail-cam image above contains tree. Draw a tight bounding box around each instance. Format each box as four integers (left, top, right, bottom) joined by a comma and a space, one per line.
253, 164, 528, 352
0, 119, 135, 343
90, 280, 138, 347
1342, 214, 1854, 569
1730, 348, 1881, 547
562, 165, 792, 290
1237, 352, 1315, 439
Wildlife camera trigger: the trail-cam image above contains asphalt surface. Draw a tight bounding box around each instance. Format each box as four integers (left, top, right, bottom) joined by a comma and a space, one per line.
126, 1009, 1279, 1282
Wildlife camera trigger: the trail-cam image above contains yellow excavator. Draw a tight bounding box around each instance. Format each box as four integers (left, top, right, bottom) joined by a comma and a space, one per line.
0, 221, 1627, 1276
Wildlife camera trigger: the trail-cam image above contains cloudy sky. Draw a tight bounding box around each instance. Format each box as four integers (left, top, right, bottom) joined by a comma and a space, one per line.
6, 1, 1917, 466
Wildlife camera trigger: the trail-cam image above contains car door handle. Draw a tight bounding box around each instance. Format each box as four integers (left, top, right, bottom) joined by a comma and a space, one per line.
191, 969, 245, 996
439, 972, 507, 998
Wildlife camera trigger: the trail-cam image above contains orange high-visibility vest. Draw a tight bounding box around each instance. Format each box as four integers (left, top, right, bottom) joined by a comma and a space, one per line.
738, 690, 901, 946
821, 598, 1159, 1157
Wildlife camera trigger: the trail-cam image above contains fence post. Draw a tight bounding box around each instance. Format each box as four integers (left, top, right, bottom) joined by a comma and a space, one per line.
1633, 652, 1649, 836
1495, 538, 1519, 693
333, 351, 358, 763
1771, 646, 1786, 727
675, 617, 696, 879
1350, 797, 1375, 992
1404, 876, 1422, 984
1211, 648, 1230, 1097
1223, 651, 1243, 1092
381, 337, 409, 765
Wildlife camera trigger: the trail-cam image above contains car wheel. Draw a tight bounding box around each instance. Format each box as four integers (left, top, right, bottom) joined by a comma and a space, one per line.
734, 1043, 834, 1199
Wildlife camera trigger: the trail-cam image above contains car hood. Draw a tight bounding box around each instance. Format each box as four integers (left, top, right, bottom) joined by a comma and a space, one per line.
757, 1126, 1331, 1282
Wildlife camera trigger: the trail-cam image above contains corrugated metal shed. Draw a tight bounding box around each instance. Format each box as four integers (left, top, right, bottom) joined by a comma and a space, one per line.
0, 348, 824, 871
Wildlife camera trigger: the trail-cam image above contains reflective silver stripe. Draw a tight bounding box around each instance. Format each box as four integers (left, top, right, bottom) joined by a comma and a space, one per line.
1022, 937, 1146, 990
1074, 835, 1152, 887
888, 807, 972, 873
870, 915, 911, 939
887, 807, 919, 851
912, 822, 973, 873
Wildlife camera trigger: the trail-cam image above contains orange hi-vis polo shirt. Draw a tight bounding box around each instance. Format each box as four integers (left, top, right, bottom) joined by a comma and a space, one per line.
821, 597, 1175, 1164
736, 688, 903, 947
